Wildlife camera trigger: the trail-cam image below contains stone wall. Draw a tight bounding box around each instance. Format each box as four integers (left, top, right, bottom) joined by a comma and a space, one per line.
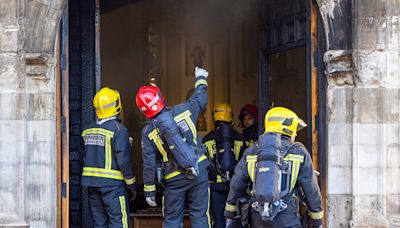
0, 0, 66, 227
321, 0, 400, 227
1, 0, 400, 227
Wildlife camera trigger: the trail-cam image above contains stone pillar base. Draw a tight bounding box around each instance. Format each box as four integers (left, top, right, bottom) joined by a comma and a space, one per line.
391, 216, 400, 227
350, 210, 389, 228
0, 225, 29, 228
0, 215, 28, 228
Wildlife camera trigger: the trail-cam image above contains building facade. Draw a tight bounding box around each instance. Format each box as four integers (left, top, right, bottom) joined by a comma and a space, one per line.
0, 0, 399, 227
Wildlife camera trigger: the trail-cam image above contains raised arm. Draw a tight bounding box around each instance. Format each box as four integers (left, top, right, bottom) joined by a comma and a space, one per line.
185, 67, 209, 114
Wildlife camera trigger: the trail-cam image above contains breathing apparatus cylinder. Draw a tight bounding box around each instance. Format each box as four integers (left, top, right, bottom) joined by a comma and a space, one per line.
153, 110, 199, 176
217, 123, 236, 174
254, 133, 282, 204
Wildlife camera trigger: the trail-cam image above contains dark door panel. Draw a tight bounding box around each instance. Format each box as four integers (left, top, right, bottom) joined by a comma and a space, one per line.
68, 0, 97, 227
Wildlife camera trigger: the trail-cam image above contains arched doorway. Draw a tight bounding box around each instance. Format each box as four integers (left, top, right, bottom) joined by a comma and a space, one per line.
58, 0, 328, 226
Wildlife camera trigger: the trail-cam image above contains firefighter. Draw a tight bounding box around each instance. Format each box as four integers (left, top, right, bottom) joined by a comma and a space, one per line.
136, 67, 210, 228
203, 103, 246, 228
239, 104, 259, 146
224, 107, 323, 228
81, 87, 136, 228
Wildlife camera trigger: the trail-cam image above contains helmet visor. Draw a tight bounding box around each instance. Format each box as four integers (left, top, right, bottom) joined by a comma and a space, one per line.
297, 119, 307, 132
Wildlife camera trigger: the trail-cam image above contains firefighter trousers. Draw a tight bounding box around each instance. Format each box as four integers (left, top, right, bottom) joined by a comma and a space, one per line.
88, 185, 130, 228
163, 171, 210, 228
210, 189, 229, 228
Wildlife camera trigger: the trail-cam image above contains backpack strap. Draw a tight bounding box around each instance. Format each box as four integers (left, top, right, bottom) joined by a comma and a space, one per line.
281, 142, 303, 202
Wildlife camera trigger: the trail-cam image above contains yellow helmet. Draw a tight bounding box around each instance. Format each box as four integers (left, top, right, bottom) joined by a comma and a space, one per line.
93, 87, 122, 119
264, 107, 307, 137
213, 103, 233, 123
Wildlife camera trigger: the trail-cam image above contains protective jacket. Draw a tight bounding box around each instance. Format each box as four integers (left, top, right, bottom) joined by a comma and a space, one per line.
141, 75, 209, 197
203, 125, 246, 191
243, 125, 258, 147
225, 136, 323, 227
81, 118, 136, 187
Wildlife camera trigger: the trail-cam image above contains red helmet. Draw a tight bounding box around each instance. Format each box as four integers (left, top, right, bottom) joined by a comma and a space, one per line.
136, 86, 166, 118
239, 104, 259, 122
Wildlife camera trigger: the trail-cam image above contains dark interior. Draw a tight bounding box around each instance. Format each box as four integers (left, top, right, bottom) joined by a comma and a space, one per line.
67, 0, 315, 226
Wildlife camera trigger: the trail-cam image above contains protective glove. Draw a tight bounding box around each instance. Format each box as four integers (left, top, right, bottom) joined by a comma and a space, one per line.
195, 66, 209, 78
126, 184, 137, 202
146, 196, 157, 207
224, 209, 236, 219
311, 219, 323, 228
225, 219, 234, 227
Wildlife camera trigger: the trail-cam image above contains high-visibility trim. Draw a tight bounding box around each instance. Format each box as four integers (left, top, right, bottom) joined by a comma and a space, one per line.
82, 128, 114, 171
95, 100, 117, 110
125, 176, 136, 185
165, 171, 181, 180
246, 155, 257, 182
234, 140, 244, 161
105, 137, 112, 170
225, 203, 236, 212
309, 211, 324, 220
119, 196, 128, 228
174, 110, 197, 145
82, 167, 124, 180
162, 195, 165, 218
215, 175, 224, 183
284, 154, 304, 191
268, 116, 286, 122
207, 188, 211, 228
195, 79, 208, 88
148, 129, 168, 162
147, 94, 160, 108
82, 128, 114, 138
246, 140, 254, 147
246, 155, 257, 161
285, 154, 304, 162
204, 140, 216, 159
199, 155, 207, 162
144, 184, 156, 192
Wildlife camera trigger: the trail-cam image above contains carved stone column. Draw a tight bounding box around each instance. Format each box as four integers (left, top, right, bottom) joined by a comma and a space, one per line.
319, 0, 400, 227
0, 0, 66, 227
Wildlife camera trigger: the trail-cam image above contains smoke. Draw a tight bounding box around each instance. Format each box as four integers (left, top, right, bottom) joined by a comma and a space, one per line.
159, 0, 257, 34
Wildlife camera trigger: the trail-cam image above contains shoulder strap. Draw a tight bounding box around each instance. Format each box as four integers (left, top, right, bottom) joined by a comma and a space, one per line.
281, 142, 304, 202
281, 142, 302, 158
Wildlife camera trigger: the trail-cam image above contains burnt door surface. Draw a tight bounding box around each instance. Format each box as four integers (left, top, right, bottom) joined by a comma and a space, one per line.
258, 0, 309, 123
68, 0, 98, 227
258, 0, 311, 150
258, 0, 327, 198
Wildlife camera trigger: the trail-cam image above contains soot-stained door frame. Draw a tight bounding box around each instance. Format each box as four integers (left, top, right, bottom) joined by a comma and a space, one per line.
58, 6, 70, 228
66, 0, 101, 227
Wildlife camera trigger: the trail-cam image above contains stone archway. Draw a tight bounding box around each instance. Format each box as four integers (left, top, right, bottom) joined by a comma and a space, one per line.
0, 0, 66, 227
2, 0, 400, 227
